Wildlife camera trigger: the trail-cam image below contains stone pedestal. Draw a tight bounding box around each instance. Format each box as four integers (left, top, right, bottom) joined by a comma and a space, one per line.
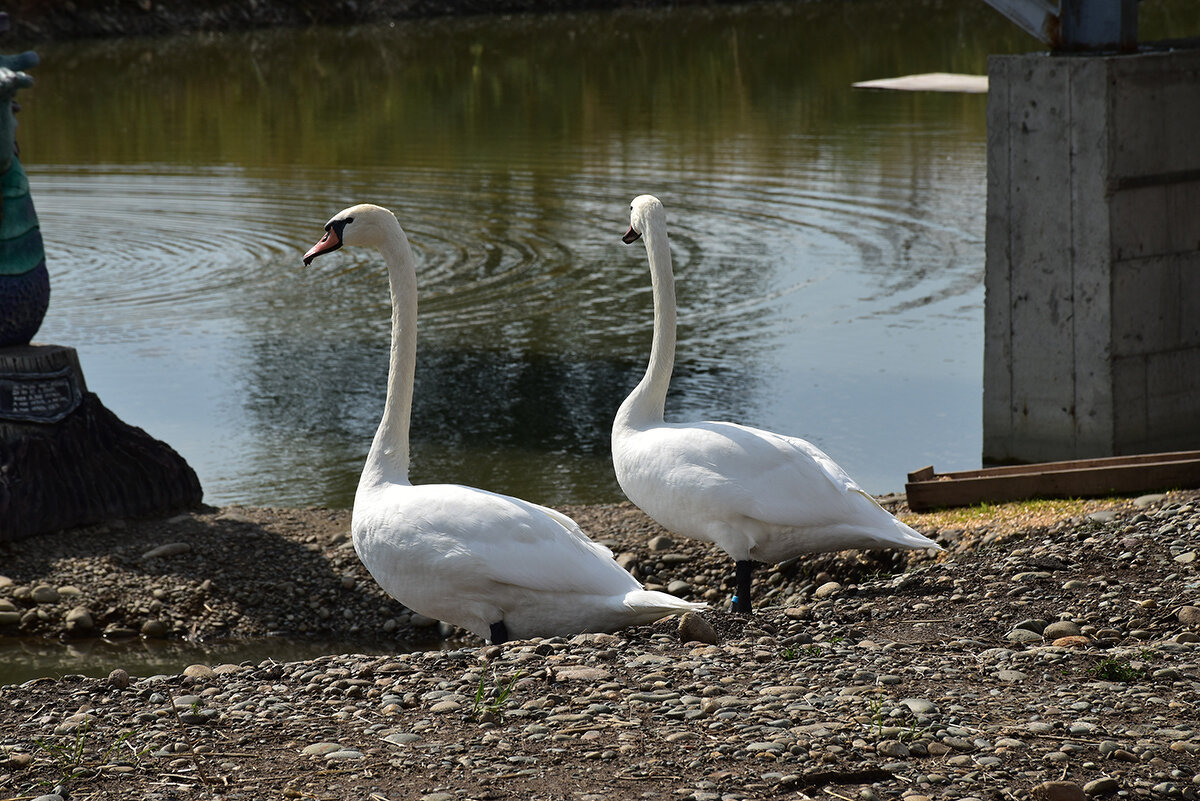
983, 47, 1200, 465
1, 344, 202, 541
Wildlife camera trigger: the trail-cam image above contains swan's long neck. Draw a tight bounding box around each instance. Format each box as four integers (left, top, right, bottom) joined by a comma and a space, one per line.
617, 216, 676, 431
361, 230, 418, 489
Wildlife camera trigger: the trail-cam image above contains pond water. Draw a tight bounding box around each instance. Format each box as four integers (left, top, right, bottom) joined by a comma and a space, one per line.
20, 0, 1036, 509
6, 2, 1199, 677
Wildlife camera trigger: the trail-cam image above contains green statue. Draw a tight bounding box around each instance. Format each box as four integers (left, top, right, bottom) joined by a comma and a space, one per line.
0, 11, 46, 347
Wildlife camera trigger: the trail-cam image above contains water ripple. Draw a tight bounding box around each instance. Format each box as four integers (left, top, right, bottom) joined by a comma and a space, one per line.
31, 152, 984, 506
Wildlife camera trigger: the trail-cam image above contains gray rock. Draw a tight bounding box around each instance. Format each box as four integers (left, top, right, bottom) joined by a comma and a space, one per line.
183, 664, 215, 679
677, 612, 718, 645
65, 606, 94, 633
1006, 628, 1042, 644
615, 552, 638, 571
30, 585, 60, 604
877, 739, 910, 758
1012, 571, 1052, 582
813, 581, 842, 599
901, 698, 938, 714
1032, 781, 1086, 801
324, 749, 364, 760
1043, 620, 1082, 639
141, 619, 169, 638
382, 732, 421, 746
1082, 777, 1120, 796
647, 535, 675, 551
140, 542, 192, 560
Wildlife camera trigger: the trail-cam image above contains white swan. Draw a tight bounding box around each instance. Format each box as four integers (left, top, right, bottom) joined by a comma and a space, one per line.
303, 203, 704, 644
612, 194, 941, 614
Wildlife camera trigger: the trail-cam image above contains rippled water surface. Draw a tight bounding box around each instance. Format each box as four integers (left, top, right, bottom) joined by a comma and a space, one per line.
21, 1, 1199, 508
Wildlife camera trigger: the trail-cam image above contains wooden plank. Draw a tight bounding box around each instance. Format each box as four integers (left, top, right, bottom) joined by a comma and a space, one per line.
908, 450, 1200, 482
905, 451, 1200, 511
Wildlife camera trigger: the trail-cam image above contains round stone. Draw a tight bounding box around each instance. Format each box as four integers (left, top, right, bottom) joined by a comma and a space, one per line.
1083, 777, 1120, 795
183, 664, 216, 679
64, 607, 94, 633
30, 585, 60, 604
1043, 620, 1081, 639
677, 612, 718, 645
140, 620, 169, 638
813, 581, 842, 599
1032, 781, 1089, 801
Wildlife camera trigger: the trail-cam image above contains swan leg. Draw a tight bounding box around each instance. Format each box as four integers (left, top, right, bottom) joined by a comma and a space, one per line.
731, 560, 755, 614
489, 620, 509, 645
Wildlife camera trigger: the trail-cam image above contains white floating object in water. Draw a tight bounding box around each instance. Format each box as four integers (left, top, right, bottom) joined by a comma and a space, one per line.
852, 72, 989, 93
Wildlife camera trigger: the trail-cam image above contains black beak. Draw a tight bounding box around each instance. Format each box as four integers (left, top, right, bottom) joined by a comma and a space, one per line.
303, 221, 346, 265
622, 226, 642, 244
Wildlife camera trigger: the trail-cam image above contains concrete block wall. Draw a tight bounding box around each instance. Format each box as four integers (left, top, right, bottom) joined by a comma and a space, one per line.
984, 47, 1200, 465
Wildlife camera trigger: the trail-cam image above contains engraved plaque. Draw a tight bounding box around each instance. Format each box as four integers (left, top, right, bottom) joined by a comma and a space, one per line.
0, 365, 82, 423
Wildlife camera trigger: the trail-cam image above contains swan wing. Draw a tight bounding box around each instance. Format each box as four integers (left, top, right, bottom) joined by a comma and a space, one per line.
354, 483, 637, 598
624, 421, 860, 524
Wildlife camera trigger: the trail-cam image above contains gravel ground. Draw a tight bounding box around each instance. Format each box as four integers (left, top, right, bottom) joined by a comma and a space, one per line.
1, 491, 1199, 800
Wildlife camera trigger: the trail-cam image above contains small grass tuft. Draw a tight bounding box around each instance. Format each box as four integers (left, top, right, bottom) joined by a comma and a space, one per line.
1089, 657, 1146, 683
471, 663, 523, 723
33, 719, 150, 788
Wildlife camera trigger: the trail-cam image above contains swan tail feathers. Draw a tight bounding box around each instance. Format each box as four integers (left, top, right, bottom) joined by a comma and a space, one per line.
621, 590, 707, 624
891, 517, 943, 551
852, 489, 943, 551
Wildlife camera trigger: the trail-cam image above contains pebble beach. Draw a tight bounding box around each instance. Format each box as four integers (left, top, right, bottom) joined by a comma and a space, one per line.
2, 492, 1199, 800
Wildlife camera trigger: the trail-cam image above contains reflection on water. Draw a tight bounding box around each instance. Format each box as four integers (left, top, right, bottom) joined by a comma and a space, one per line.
21, 1, 1200, 511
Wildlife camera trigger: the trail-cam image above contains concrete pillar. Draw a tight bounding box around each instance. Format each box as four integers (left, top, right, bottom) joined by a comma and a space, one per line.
984, 47, 1200, 465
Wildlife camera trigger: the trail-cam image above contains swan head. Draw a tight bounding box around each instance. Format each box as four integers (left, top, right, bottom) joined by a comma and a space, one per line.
622, 194, 663, 245
303, 203, 401, 265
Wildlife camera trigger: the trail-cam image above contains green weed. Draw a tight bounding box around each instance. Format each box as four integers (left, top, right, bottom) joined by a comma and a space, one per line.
1089, 657, 1146, 683
33, 719, 149, 787
471, 663, 523, 723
